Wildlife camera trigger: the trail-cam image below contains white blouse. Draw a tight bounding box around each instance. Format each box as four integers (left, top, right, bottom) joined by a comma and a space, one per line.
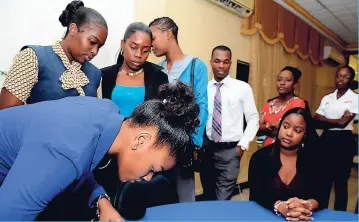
316, 89, 358, 130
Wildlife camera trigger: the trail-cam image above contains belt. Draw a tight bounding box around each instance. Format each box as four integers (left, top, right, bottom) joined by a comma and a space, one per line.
208, 140, 238, 149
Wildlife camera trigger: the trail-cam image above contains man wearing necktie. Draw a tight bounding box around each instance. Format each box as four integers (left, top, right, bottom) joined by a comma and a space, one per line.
200, 45, 259, 200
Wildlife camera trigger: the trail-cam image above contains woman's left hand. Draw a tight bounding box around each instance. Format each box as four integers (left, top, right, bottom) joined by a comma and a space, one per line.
286, 215, 313, 221
285, 198, 313, 221
98, 198, 124, 221
300, 200, 314, 211
286, 197, 304, 208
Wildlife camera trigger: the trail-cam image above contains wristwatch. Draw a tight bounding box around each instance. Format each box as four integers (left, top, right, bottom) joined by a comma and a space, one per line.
95, 193, 111, 219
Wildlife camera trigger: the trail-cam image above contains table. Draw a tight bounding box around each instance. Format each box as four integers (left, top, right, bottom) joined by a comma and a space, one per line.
139, 201, 358, 221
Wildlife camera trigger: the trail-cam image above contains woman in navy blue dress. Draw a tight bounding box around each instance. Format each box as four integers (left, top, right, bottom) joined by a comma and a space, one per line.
0, 0, 107, 110
0, 82, 199, 221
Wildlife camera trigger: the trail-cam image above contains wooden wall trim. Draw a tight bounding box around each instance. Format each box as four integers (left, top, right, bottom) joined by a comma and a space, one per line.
282, 0, 352, 50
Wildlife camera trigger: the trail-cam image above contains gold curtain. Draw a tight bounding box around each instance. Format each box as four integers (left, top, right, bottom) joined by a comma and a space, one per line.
248, 34, 319, 114
237, 34, 337, 184
241, 0, 324, 65
239, 33, 317, 182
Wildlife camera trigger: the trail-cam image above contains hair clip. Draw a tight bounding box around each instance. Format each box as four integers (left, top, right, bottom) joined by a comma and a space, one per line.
163, 99, 167, 104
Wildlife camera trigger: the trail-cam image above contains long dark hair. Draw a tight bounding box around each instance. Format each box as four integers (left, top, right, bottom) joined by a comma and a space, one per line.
270, 108, 318, 170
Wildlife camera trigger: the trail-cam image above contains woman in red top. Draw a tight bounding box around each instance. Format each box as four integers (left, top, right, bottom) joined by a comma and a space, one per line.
259, 66, 306, 147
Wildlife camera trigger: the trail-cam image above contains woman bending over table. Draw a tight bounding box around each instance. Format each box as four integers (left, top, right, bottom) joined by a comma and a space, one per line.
0, 81, 199, 220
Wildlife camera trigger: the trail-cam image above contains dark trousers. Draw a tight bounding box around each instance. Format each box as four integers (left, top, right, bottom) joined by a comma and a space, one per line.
173, 165, 196, 202
320, 130, 356, 211
111, 172, 178, 220
199, 144, 217, 201
200, 139, 240, 201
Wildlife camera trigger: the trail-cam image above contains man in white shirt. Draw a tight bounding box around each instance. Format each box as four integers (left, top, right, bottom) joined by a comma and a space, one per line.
200, 45, 259, 200
314, 65, 358, 211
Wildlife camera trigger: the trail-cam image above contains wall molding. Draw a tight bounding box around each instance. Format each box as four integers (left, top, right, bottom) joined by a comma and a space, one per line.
282, 0, 357, 51
346, 44, 359, 52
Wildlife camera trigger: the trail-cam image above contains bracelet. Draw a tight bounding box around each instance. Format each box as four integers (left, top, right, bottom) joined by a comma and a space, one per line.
95, 193, 111, 219
274, 201, 286, 216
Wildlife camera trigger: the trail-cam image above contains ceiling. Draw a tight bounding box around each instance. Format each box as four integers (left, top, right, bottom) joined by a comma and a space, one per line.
275, 0, 358, 49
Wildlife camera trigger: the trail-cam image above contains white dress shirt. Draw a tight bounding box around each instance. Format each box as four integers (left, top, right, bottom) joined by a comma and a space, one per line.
316, 89, 358, 131
206, 75, 259, 150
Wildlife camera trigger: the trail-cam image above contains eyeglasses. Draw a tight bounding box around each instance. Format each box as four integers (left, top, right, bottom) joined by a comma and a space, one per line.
335, 74, 351, 80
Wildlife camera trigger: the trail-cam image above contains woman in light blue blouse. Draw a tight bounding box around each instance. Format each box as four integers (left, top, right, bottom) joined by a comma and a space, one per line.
150, 16, 208, 202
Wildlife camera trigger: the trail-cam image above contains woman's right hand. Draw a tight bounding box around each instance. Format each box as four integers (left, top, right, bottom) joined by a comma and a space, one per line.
286, 207, 312, 221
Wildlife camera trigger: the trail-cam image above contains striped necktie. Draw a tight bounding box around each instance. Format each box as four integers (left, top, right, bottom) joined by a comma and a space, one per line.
211, 82, 223, 142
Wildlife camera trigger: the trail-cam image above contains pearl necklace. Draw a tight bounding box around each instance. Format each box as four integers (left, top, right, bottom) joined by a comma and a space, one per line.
119, 67, 144, 76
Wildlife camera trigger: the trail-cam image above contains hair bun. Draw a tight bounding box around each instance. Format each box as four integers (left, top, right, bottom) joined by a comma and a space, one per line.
293, 67, 302, 78
281, 66, 302, 83
59, 0, 84, 27
158, 81, 199, 133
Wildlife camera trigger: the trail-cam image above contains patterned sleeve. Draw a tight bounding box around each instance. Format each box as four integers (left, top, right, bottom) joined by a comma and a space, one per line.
97, 78, 102, 98
3, 48, 39, 102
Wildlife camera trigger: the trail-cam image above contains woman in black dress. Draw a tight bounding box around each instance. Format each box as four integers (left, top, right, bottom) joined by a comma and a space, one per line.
249, 108, 324, 221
